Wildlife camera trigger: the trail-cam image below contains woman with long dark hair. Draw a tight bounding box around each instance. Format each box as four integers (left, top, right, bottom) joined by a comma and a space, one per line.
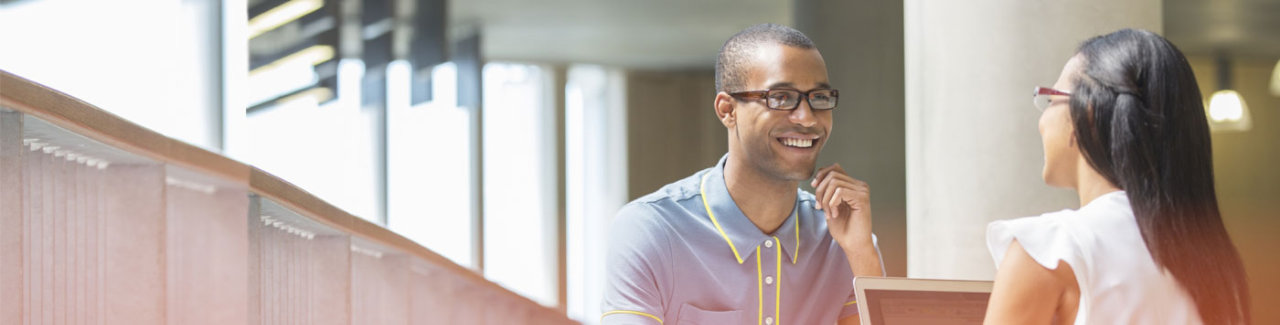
984, 29, 1251, 324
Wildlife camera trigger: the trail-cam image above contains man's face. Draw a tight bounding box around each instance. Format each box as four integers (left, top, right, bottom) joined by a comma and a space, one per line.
731, 44, 833, 182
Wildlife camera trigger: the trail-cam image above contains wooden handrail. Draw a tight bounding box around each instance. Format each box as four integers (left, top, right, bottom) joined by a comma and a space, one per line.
0, 70, 248, 183
0, 68, 565, 319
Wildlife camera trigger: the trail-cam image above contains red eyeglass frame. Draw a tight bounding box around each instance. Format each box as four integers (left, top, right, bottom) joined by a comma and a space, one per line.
1032, 86, 1072, 111
1034, 86, 1071, 97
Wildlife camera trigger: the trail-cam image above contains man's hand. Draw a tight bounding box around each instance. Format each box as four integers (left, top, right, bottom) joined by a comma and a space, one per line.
811, 163, 883, 277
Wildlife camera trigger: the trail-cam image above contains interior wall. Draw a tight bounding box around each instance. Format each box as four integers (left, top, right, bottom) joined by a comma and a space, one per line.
625, 70, 725, 199
793, 0, 907, 277
1187, 55, 1280, 324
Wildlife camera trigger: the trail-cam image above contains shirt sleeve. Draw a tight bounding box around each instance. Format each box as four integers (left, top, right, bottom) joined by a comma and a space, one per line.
986, 212, 1082, 271
601, 203, 671, 325
841, 233, 886, 320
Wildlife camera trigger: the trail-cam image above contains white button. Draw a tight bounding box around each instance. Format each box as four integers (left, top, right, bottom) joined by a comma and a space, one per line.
766, 316, 774, 325
765, 276, 774, 285
765, 240, 774, 248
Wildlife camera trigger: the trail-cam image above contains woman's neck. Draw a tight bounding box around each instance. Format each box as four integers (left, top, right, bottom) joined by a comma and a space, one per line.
1074, 156, 1122, 207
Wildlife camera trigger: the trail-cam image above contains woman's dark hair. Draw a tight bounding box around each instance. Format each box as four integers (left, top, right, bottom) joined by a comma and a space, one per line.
1069, 28, 1251, 324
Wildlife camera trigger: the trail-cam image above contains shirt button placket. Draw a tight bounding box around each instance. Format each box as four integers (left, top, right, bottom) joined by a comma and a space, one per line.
763, 238, 780, 325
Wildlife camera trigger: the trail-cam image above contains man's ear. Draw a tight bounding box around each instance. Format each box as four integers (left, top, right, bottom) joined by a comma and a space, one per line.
714, 92, 736, 128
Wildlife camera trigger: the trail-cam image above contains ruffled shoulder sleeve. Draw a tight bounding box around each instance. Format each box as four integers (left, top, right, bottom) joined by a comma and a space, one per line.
986, 210, 1083, 271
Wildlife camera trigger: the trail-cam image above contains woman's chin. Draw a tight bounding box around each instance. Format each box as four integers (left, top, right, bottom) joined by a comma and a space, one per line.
1042, 168, 1064, 188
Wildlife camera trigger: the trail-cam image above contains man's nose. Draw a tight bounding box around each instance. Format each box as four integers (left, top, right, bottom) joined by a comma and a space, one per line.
789, 100, 818, 127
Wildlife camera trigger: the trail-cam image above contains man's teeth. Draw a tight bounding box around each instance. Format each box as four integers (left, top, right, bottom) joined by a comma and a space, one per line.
781, 138, 814, 148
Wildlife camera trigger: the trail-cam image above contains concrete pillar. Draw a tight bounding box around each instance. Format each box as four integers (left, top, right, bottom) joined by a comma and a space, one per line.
904, 0, 1161, 279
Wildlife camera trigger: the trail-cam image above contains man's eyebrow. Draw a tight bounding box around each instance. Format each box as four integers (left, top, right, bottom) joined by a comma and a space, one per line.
765, 82, 797, 89
765, 81, 832, 90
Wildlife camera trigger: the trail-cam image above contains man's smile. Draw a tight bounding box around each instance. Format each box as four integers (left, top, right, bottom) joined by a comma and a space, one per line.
775, 131, 822, 150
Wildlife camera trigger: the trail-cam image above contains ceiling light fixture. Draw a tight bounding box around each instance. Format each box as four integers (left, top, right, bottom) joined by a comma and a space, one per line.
248, 44, 334, 79
247, 0, 323, 39
1206, 55, 1252, 132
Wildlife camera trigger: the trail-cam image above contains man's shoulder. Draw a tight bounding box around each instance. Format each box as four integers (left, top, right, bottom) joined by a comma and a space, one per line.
613, 168, 712, 232
631, 168, 710, 206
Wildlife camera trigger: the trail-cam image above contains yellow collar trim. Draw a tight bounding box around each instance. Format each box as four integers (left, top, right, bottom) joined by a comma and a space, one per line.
701, 173, 745, 264
701, 173, 805, 265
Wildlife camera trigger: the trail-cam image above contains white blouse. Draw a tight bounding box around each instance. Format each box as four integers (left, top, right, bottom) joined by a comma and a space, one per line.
987, 191, 1203, 324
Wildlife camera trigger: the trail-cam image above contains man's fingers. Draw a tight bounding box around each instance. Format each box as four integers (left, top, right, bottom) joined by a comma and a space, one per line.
812, 163, 871, 215
828, 188, 843, 218
812, 169, 833, 210
820, 177, 855, 216
811, 164, 837, 188
828, 187, 856, 220
827, 200, 840, 219
825, 182, 872, 217
828, 163, 846, 177
814, 169, 855, 202
814, 172, 843, 210
813, 172, 831, 205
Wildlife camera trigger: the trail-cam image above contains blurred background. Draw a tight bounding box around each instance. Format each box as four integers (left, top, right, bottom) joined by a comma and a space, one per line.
0, 0, 1276, 323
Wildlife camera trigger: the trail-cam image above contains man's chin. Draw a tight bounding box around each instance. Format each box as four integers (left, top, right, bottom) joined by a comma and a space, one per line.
759, 149, 819, 181
780, 164, 817, 182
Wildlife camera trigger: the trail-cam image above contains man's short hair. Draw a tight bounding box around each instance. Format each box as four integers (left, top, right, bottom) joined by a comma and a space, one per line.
715, 23, 817, 93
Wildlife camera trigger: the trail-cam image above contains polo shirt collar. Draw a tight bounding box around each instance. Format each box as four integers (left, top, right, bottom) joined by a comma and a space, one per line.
700, 154, 802, 264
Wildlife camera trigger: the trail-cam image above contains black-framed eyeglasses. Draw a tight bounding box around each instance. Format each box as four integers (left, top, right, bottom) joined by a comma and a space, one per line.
729, 88, 839, 111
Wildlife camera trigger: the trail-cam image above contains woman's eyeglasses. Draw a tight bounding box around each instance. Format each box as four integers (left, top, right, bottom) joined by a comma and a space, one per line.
1033, 86, 1071, 111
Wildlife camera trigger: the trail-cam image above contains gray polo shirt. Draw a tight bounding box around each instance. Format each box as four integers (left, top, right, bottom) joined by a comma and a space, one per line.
603, 155, 879, 325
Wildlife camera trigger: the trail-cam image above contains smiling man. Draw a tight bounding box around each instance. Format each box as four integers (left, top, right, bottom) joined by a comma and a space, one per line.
601, 24, 884, 325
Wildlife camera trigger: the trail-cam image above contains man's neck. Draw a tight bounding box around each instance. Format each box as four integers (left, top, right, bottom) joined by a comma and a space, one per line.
723, 155, 798, 235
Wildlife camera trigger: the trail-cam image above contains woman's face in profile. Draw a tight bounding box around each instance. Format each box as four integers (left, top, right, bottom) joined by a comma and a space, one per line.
1039, 55, 1085, 188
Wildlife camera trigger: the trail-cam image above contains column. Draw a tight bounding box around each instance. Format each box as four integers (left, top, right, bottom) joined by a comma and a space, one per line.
904, 0, 1161, 279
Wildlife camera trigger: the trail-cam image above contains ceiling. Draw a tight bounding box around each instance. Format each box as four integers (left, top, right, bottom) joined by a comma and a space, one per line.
453, 0, 1280, 68
4, 0, 1273, 68
449, 0, 791, 69
1164, 0, 1280, 59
